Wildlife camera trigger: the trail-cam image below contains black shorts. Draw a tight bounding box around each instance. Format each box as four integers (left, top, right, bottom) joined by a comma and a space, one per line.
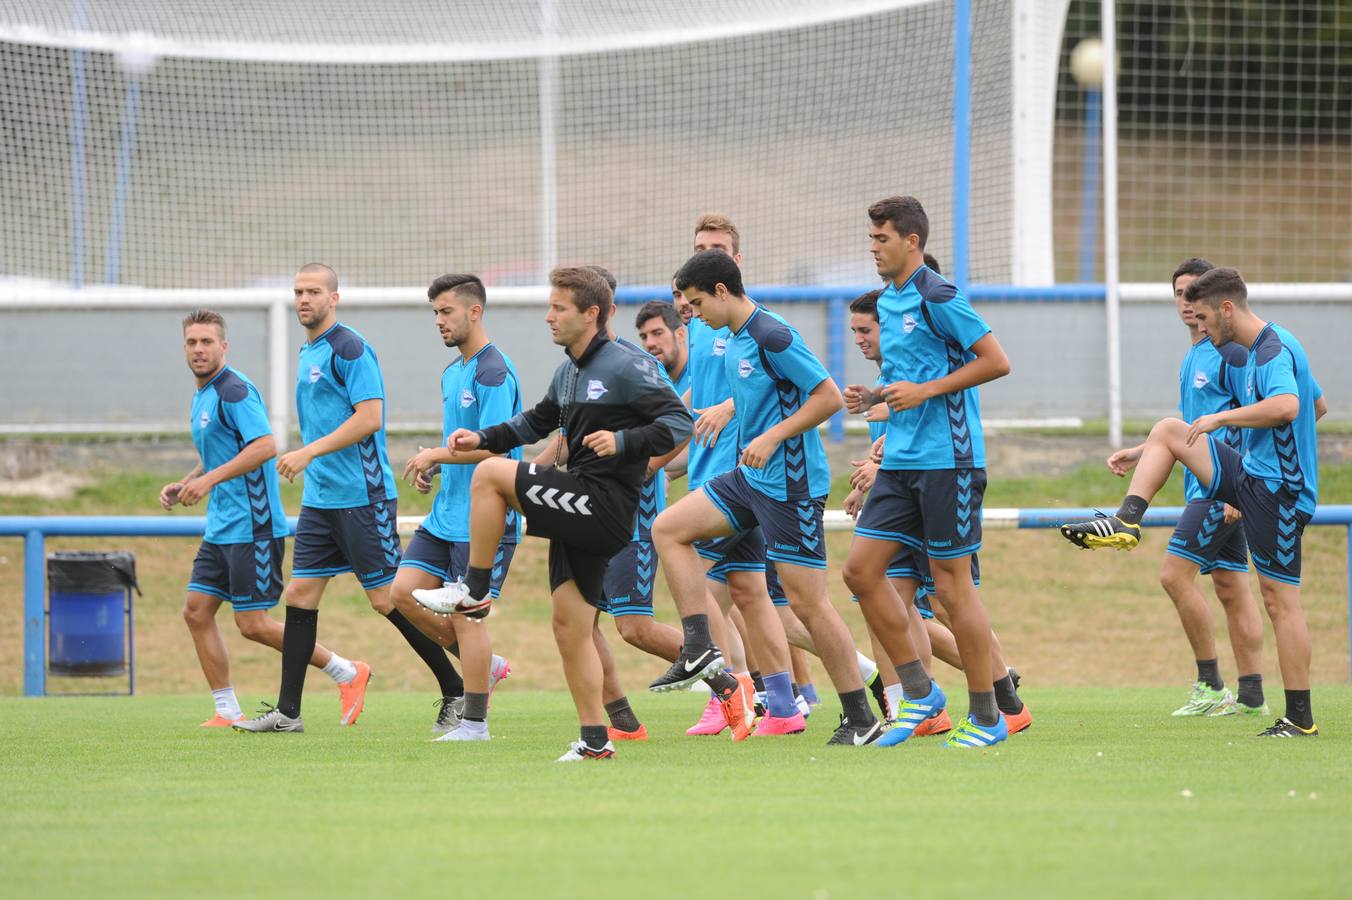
515, 462, 631, 607
1205, 437, 1309, 585
855, 467, 986, 559
292, 502, 401, 589
188, 538, 284, 612
1166, 498, 1249, 575
398, 527, 517, 598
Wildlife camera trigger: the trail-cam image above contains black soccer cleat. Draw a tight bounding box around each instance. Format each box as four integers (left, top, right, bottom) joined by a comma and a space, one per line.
1007, 666, 1021, 692
1058, 513, 1142, 551
826, 714, 883, 747
648, 646, 725, 693
865, 668, 890, 721
1257, 717, 1318, 738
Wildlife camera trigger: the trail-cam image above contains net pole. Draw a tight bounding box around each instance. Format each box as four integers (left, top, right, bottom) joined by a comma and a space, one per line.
1102, 0, 1123, 449
69, 0, 88, 288
951, 0, 971, 291
268, 295, 291, 452
105, 78, 141, 284
539, 0, 559, 280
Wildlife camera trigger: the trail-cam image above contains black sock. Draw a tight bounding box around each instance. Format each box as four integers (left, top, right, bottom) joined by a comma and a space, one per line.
581, 724, 610, 750
1284, 689, 1313, 729
604, 697, 641, 733
969, 690, 999, 727
838, 688, 875, 725
277, 606, 318, 719
385, 609, 464, 697
464, 565, 491, 601
1196, 658, 1223, 692
707, 670, 739, 696
790, 681, 801, 699
1237, 673, 1264, 708
749, 670, 766, 693
895, 660, 931, 699
1115, 495, 1149, 525
993, 674, 1024, 715
680, 614, 712, 651
462, 692, 489, 722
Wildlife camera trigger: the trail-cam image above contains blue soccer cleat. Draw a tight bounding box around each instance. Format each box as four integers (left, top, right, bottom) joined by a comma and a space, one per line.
878, 680, 947, 747
944, 713, 1009, 749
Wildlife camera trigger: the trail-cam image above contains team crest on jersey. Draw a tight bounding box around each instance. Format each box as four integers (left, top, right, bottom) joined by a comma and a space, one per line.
586, 379, 608, 400
712, 337, 727, 356
1193, 370, 1209, 389
737, 359, 754, 379
460, 388, 476, 408
308, 364, 322, 384
902, 313, 918, 334
199, 410, 210, 428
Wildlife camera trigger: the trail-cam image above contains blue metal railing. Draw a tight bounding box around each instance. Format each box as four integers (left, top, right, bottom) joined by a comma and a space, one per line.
6, 507, 1349, 696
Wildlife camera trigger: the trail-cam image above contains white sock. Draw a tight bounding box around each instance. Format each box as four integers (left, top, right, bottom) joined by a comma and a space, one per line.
322, 653, 358, 684
884, 683, 905, 720
213, 687, 242, 720
856, 650, 878, 683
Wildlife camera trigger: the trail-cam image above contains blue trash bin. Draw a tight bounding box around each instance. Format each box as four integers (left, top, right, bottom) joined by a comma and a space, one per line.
48, 551, 138, 677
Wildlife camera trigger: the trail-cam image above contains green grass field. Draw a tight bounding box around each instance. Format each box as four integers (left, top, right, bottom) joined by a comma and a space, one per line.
3, 688, 1350, 898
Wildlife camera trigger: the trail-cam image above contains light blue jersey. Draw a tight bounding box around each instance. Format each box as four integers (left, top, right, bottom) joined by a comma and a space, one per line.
876, 266, 991, 470
1178, 337, 1247, 502
295, 322, 397, 509
687, 316, 738, 491
672, 359, 691, 401
190, 366, 288, 544
1238, 324, 1321, 515
423, 343, 523, 543
867, 373, 888, 443
725, 305, 832, 501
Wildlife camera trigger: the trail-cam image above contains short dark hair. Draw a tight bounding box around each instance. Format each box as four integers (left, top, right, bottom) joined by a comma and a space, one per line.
923, 253, 942, 275
297, 262, 338, 292
848, 289, 883, 318
635, 300, 682, 333
1184, 266, 1248, 309
868, 196, 929, 249
1171, 257, 1213, 290
182, 308, 226, 335
585, 265, 617, 293
674, 249, 745, 298
550, 266, 613, 329
427, 273, 486, 306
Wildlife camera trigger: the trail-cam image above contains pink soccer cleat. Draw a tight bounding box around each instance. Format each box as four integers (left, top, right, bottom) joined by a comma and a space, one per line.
752, 712, 807, 736
686, 694, 729, 736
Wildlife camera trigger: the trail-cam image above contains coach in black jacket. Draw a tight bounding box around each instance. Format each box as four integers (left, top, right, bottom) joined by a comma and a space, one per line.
415, 265, 693, 761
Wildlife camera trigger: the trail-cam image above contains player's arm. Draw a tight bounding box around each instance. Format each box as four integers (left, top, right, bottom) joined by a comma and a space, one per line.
160, 462, 204, 510
664, 444, 690, 480
646, 439, 690, 479
884, 333, 1010, 411
740, 377, 843, 468
277, 398, 382, 480
1315, 394, 1328, 420
583, 368, 693, 459
692, 396, 735, 448
179, 436, 277, 506
458, 385, 562, 455
1187, 395, 1299, 446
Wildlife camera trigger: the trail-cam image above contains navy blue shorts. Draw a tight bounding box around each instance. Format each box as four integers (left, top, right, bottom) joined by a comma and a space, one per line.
1204, 437, 1309, 585
855, 467, 985, 559
189, 538, 284, 612
398, 527, 516, 598
699, 530, 789, 608
1166, 498, 1249, 575
601, 540, 657, 618
292, 502, 401, 590
703, 468, 826, 570
849, 545, 979, 620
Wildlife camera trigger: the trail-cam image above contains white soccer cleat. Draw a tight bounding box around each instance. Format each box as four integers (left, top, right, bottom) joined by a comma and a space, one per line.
556, 740, 616, 762
433, 721, 490, 742
412, 579, 483, 616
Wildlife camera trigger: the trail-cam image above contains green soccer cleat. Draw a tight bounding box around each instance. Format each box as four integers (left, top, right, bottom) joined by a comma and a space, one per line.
1207, 696, 1269, 717
1058, 513, 1142, 551
1171, 682, 1231, 717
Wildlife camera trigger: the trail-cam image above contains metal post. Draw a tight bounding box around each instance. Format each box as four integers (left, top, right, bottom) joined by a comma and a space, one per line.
1078, 88, 1101, 282
70, 0, 88, 289
539, 0, 559, 281
269, 295, 290, 451
23, 529, 46, 697
1347, 524, 1351, 684
104, 78, 141, 284
1102, 1, 1123, 449
951, 0, 972, 292
826, 294, 846, 443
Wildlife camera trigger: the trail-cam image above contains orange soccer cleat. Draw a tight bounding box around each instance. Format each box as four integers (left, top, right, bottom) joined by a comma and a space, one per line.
911, 708, 953, 738
338, 661, 373, 725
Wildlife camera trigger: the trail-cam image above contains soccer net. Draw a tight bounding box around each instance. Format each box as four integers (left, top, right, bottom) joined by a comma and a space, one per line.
0, 0, 1068, 291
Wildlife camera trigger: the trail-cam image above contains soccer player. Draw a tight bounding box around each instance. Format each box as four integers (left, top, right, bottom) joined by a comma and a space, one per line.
164, 309, 358, 727
1133, 258, 1267, 717
392, 274, 521, 741
842, 195, 1014, 749
414, 266, 694, 761
656, 249, 882, 746
1061, 267, 1327, 738
235, 263, 459, 733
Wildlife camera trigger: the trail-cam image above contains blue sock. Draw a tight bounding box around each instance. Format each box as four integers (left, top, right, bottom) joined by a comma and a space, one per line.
764, 671, 798, 718
800, 683, 820, 704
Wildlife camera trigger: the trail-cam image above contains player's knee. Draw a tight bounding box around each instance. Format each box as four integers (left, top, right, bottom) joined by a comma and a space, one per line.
1149, 417, 1188, 446
367, 592, 394, 615
1158, 563, 1191, 597
552, 611, 588, 647
182, 602, 211, 630
615, 615, 644, 645
235, 614, 269, 643
841, 556, 875, 595
650, 510, 683, 549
